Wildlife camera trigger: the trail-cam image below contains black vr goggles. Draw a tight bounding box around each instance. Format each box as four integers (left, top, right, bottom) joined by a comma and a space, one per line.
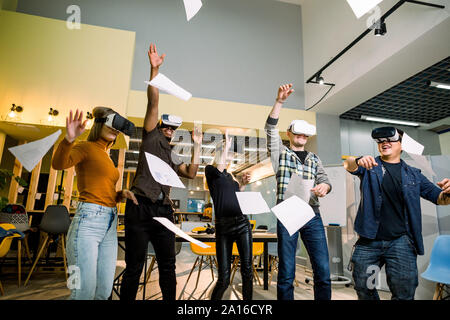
95, 112, 135, 136
371, 127, 402, 143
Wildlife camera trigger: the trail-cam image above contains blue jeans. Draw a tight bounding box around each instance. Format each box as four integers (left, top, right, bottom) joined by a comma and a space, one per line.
277, 209, 331, 300
66, 202, 118, 300
351, 234, 418, 300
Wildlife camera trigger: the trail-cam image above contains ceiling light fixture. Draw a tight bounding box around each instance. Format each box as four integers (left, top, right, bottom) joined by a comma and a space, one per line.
374, 20, 387, 36
361, 115, 420, 127
306, 0, 445, 111
48, 107, 59, 122
8, 104, 23, 118
316, 73, 325, 85
428, 80, 450, 90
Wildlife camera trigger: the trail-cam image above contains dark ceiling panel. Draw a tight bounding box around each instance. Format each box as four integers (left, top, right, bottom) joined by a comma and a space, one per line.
340, 56, 450, 124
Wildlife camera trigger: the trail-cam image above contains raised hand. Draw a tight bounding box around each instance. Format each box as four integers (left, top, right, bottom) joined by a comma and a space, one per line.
148, 43, 166, 69
65, 109, 88, 143
192, 126, 203, 145
276, 84, 294, 103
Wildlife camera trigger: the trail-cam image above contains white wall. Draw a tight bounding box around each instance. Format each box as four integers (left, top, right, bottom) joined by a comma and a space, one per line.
439, 131, 450, 154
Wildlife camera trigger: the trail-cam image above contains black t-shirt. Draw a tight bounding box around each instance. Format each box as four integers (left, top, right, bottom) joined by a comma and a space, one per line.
294, 151, 308, 164
376, 160, 407, 240
205, 165, 243, 218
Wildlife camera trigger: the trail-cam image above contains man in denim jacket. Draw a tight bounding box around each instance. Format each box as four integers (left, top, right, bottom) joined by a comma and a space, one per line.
344, 127, 450, 300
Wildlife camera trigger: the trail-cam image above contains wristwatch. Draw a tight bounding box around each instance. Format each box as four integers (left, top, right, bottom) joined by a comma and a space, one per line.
355, 156, 363, 167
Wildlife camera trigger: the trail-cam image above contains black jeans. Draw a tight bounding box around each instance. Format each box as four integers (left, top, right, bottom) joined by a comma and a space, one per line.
211, 215, 253, 300
120, 195, 176, 300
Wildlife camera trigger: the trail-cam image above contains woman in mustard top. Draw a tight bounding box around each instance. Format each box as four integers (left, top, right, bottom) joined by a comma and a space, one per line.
52, 108, 137, 300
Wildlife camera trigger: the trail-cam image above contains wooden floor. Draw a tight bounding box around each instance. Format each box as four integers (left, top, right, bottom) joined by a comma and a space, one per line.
0, 244, 391, 300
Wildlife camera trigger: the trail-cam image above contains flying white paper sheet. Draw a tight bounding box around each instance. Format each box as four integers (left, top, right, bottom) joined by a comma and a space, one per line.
271, 196, 315, 236
145, 73, 192, 101
346, 0, 383, 19
183, 0, 203, 21
235, 192, 271, 215
402, 133, 424, 155
284, 174, 314, 203
406, 153, 436, 177
153, 217, 210, 248
8, 130, 62, 172
145, 152, 185, 188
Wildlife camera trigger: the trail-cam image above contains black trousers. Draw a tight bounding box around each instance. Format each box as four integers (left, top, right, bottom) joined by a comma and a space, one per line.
211, 215, 253, 300
120, 195, 176, 300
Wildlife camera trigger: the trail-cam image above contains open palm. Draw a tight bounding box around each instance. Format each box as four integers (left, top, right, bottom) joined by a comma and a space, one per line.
277, 84, 294, 102
148, 43, 166, 68
66, 109, 87, 143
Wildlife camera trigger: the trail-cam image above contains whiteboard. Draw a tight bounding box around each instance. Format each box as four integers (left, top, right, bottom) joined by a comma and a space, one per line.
318, 165, 347, 226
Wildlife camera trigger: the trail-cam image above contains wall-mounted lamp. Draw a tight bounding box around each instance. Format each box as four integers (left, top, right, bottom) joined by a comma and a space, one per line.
8, 104, 23, 118
48, 107, 59, 122
86, 111, 94, 126
315, 74, 325, 85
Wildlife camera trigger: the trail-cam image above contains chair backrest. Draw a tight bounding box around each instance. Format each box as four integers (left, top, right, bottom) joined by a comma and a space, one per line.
232, 242, 264, 256
0, 204, 29, 232
0, 223, 22, 258
428, 235, 450, 270
40, 205, 71, 234
147, 241, 183, 256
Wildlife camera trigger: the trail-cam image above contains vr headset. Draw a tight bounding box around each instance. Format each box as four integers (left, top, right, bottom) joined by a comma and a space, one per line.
371, 127, 402, 143
288, 120, 316, 137
159, 114, 182, 130
95, 112, 135, 136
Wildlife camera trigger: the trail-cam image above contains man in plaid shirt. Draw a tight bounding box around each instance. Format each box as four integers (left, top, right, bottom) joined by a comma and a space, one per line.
265, 84, 332, 300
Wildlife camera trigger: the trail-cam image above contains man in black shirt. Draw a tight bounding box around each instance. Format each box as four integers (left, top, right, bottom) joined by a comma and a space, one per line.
376, 160, 406, 240
120, 44, 202, 301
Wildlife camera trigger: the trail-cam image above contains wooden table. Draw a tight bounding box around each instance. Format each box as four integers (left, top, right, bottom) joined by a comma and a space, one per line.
116, 230, 277, 296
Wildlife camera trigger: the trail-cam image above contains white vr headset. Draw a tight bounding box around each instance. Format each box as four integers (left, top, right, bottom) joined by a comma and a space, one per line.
288, 120, 316, 137
160, 114, 182, 129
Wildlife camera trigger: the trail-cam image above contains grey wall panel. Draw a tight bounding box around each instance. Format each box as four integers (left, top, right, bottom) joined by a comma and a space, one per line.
17, 0, 305, 109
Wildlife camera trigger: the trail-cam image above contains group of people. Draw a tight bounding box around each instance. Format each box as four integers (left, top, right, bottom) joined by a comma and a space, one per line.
52, 43, 450, 301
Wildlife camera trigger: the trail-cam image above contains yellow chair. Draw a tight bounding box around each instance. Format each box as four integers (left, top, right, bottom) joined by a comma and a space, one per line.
230, 220, 263, 286
0, 223, 23, 295
178, 226, 217, 300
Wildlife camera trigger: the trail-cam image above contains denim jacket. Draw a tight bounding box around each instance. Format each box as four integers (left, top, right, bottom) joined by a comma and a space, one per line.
351, 156, 442, 255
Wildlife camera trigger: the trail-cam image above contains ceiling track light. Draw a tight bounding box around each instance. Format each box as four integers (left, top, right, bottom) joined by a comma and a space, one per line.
8, 103, 23, 118
305, 0, 445, 110
374, 20, 387, 36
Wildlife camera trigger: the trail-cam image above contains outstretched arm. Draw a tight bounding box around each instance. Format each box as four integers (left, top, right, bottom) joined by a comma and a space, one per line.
177, 127, 203, 179
143, 43, 166, 133
265, 84, 294, 173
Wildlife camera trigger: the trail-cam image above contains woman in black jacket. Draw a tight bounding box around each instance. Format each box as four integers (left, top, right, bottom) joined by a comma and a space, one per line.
205, 130, 252, 300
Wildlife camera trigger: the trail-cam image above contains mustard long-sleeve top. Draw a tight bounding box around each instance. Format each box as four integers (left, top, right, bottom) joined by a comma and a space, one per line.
52, 138, 120, 208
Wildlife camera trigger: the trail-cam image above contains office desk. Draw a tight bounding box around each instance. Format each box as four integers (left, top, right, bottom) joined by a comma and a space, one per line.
115, 230, 277, 299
